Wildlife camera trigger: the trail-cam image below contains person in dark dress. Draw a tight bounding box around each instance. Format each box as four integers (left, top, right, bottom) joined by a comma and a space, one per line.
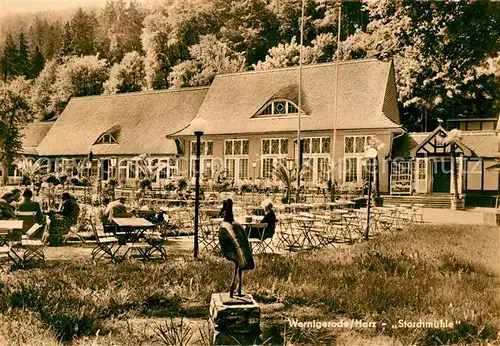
48, 192, 80, 244
249, 200, 277, 240
218, 199, 254, 298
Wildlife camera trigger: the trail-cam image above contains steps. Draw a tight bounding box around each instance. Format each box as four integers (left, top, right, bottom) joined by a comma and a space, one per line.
382, 195, 452, 209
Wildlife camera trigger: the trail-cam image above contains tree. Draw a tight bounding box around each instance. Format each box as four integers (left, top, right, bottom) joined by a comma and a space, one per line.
104, 51, 146, 94
253, 34, 335, 70
17, 32, 31, 77
341, 0, 500, 130
60, 22, 74, 57
69, 8, 99, 56
169, 35, 246, 88
50, 55, 109, 115
31, 59, 59, 120
97, 0, 146, 63
0, 78, 33, 185
141, 12, 174, 90
1, 33, 19, 82
15, 156, 47, 184
29, 46, 45, 79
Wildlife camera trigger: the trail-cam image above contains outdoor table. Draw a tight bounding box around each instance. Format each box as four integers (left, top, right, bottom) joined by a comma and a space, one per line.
166, 200, 189, 207
201, 208, 221, 218
340, 213, 358, 241
0, 220, 23, 245
292, 216, 319, 250
112, 217, 155, 243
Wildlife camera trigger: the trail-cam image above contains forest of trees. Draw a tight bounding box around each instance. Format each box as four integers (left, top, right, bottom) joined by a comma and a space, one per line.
1, 0, 500, 131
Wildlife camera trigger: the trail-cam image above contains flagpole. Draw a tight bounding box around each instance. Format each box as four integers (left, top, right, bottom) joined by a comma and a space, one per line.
296, 0, 305, 203
331, 1, 342, 199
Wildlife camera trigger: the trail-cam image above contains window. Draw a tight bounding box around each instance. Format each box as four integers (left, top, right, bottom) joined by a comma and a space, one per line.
345, 157, 357, 183
301, 137, 331, 184
390, 161, 412, 195
118, 160, 127, 181
343, 135, 374, 183
128, 161, 136, 179
191, 140, 213, 156
418, 159, 426, 179
261, 138, 289, 179
157, 158, 178, 180
190, 140, 213, 179
344, 136, 372, 154
258, 99, 299, 116
262, 138, 288, 155
225, 139, 249, 180
95, 133, 117, 144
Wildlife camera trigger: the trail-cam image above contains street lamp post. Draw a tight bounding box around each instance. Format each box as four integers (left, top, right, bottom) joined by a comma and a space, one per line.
365, 147, 378, 241
286, 158, 295, 204
85, 159, 92, 205
110, 157, 118, 200
252, 160, 257, 179
191, 118, 208, 259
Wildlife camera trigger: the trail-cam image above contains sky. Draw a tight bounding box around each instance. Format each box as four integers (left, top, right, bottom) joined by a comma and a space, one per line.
0, 0, 150, 15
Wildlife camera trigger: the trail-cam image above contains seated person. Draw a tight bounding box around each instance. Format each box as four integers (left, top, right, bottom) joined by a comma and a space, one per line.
49, 192, 80, 243
0, 189, 21, 220
248, 200, 277, 240
16, 189, 44, 237
104, 197, 134, 223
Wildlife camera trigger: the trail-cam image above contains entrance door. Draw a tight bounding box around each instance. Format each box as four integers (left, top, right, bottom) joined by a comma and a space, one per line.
432, 160, 451, 193
101, 159, 110, 180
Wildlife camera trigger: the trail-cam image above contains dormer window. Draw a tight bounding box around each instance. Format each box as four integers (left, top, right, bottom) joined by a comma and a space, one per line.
95, 133, 117, 144
257, 99, 299, 117
94, 125, 121, 145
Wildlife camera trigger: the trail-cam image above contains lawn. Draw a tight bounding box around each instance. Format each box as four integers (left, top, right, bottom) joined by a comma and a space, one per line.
0, 223, 498, 345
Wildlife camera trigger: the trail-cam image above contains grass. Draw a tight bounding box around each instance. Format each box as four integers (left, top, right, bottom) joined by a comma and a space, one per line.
0, 223, 498, 345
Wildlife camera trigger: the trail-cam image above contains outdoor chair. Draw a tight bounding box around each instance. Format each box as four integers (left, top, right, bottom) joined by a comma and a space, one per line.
275, 216, 294, 250
246, 222, 269, 254
122, 240, 156, 261
89, 218, 121, 263
62, 207, 90, 244
21, 218, 50, 266
15, 211, 37, 235
0, 228, 10, 246
142, 230, 167, 260
199, 213, 220, 254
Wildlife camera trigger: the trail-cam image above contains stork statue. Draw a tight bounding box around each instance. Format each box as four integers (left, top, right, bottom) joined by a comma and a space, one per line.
218, 199, 255, 298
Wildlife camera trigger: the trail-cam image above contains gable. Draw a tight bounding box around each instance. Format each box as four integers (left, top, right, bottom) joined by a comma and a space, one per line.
411, 126, 472, 156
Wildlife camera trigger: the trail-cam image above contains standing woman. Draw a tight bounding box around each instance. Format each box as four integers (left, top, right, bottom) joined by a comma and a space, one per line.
218, 199, 254, 298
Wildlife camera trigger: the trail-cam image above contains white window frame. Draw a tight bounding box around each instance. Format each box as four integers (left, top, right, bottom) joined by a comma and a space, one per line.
343, 135, 373, 183
390, 160, 412, 195
224, 139, 249, 180
261, 138, 288, 180
258, 99, 299, 117
301, 137, 331, 184
96, 133, 117, 144
190, 140, 213, 179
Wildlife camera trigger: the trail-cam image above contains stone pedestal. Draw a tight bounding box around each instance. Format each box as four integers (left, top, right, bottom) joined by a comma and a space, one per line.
209, 293, 261, 345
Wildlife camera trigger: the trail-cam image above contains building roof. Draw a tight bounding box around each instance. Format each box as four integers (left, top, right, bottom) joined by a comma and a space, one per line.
392, 130, 499, 159
36, 87, 209, 157
21, 122, 54, 155
172, 59, 401, 136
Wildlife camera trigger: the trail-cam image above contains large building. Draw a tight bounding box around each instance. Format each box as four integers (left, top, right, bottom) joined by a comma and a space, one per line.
3, 58, 499, 204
